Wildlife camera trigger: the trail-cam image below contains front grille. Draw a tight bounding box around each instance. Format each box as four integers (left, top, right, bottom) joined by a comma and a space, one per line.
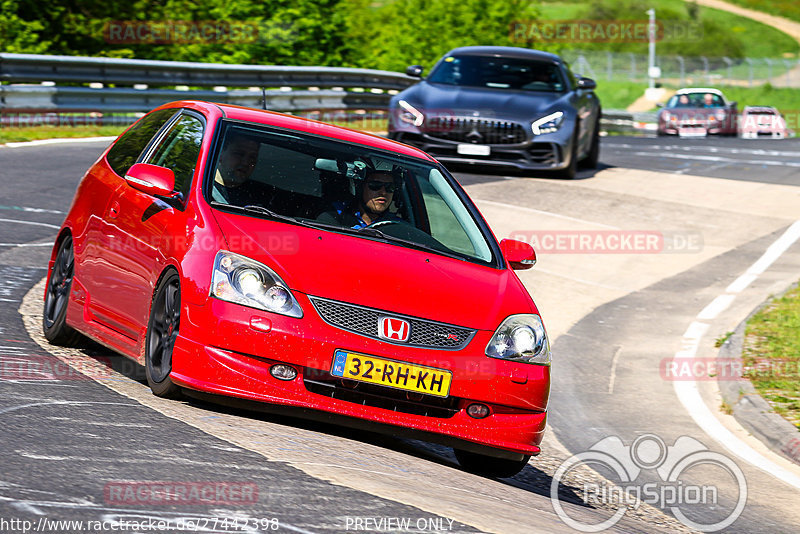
425, 117, 527, 144
309, 296, 475, 350
304, 369, 460, 418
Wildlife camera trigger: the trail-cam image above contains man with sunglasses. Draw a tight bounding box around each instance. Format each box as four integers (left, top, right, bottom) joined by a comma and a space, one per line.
317, 169, 402, 229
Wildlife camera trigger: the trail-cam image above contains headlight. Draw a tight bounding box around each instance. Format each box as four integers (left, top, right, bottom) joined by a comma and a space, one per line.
211, 251, 303, 318
531, 111, 564, 135
715, 110, 726, 121
486, 314, 550, 365
398, 100, 424, 127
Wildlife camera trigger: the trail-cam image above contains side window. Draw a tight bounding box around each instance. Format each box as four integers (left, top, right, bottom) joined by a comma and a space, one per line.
145, 114, 204, 196
106, 109, 177, 176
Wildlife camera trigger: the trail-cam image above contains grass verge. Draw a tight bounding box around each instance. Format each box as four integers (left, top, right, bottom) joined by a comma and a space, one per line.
0, 125, 127, 144
743, 283, 800, 430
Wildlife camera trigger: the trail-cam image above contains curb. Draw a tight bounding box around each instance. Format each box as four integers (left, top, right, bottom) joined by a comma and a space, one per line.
717, 283, 800, 467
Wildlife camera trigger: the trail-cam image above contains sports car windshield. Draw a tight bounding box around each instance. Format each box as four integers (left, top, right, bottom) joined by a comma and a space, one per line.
207, 122, 495, 264
666, 92, 725, 108
427, 55, 566, 92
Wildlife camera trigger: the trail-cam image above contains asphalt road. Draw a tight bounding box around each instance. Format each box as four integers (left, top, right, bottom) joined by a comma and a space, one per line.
1, 136, 799, 533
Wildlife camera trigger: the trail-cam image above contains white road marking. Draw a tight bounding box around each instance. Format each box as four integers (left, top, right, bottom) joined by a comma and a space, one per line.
0, 205, 64, 215
0, 243, 53, 247
0, 218, 60, 229
607, 346, 622, 394
726, 273, 758, 294
0, 401, 138, 415
605, 142, 800, 159
697, 294, 736, 320
473, 198, 621, 229
631, 151, 800, 168
673, 220, 800, 490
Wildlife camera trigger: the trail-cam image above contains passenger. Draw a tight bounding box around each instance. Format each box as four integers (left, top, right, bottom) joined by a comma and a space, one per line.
317, 169, 402, 229
212, 132, 273, 206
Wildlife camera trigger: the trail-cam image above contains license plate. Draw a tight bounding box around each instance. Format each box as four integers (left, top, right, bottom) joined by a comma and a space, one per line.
330, 349, 452, 398
679, 128, 706, 137
457, 144, 491, 156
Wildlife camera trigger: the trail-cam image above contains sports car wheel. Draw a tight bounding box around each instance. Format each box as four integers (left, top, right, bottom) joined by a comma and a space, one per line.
453, 448, 531, 478
557, 126, 579, 179
145, 271, 183, 398
580, 117, 600, 169
43, 236, 83, 346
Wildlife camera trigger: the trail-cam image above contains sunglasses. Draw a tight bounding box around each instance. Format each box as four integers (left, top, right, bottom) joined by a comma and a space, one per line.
366, 181, 397, 193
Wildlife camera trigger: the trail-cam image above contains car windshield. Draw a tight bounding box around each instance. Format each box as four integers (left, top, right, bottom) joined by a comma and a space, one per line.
207, 122, 495, 264
426, 54, 566, 92
667, 92, 725, 108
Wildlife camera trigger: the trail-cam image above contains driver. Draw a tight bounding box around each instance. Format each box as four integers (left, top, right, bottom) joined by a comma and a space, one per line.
317, 169, 402, 229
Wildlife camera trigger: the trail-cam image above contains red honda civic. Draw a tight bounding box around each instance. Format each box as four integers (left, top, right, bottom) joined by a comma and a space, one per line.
43, 101, 549, 477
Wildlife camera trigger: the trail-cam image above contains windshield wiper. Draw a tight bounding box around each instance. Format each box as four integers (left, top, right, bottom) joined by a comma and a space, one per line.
211, 202, 305, 225
355, 226, 459, 258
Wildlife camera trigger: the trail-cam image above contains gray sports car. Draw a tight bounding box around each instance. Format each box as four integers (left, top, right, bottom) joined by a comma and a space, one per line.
388, 46, 601, 179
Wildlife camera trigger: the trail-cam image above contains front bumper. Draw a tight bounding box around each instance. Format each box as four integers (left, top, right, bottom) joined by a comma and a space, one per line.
170, 295, 549, 458
389, 131, 572, 171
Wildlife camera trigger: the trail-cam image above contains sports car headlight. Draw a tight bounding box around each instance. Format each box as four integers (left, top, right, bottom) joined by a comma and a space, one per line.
211, 251, 303, 318
486, 314, 550, 365
398, 100, 424, 127
531, 111, 564, 135
715, 110, 727, 121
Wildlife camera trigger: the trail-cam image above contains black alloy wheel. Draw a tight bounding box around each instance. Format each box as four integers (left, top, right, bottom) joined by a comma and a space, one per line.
145, 271, 183, 398
43, 236, 83, 346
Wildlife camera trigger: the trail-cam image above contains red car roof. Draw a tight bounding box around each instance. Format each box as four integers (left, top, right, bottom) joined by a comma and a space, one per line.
159, 100, 435, 162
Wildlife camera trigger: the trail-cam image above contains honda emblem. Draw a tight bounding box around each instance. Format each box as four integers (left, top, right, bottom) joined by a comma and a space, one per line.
378, 317, 410, 342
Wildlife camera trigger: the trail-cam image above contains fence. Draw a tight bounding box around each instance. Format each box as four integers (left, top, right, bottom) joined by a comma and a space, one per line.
562, 50, 800, 88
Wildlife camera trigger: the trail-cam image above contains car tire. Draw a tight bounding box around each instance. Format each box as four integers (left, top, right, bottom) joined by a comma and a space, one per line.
145, 270, 183, 399
580, 117, 600, 169
453, 448, 531, 478
43, 236, 84, 347
556, 127, 579, 179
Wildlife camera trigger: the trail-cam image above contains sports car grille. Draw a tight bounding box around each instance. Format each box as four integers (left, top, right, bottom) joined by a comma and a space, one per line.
309, 296, 475, 350
425, 117, 527, 144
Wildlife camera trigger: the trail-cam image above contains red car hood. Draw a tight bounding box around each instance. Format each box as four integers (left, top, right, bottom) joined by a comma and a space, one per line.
211, 211, 536, 330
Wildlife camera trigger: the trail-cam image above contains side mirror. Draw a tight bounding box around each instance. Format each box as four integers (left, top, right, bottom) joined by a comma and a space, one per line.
500, 239, 536, 270
577, 77, 596, 90
406, 65, 424, 78
125, 163, 175, 197
729, 101, 737, 108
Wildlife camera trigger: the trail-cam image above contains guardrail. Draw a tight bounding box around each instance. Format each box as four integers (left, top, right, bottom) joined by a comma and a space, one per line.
0, 53, 415, 114
0, 53, 416, 90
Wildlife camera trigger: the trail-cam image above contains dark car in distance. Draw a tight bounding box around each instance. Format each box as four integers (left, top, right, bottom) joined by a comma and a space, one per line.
387, 46, 601, 179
